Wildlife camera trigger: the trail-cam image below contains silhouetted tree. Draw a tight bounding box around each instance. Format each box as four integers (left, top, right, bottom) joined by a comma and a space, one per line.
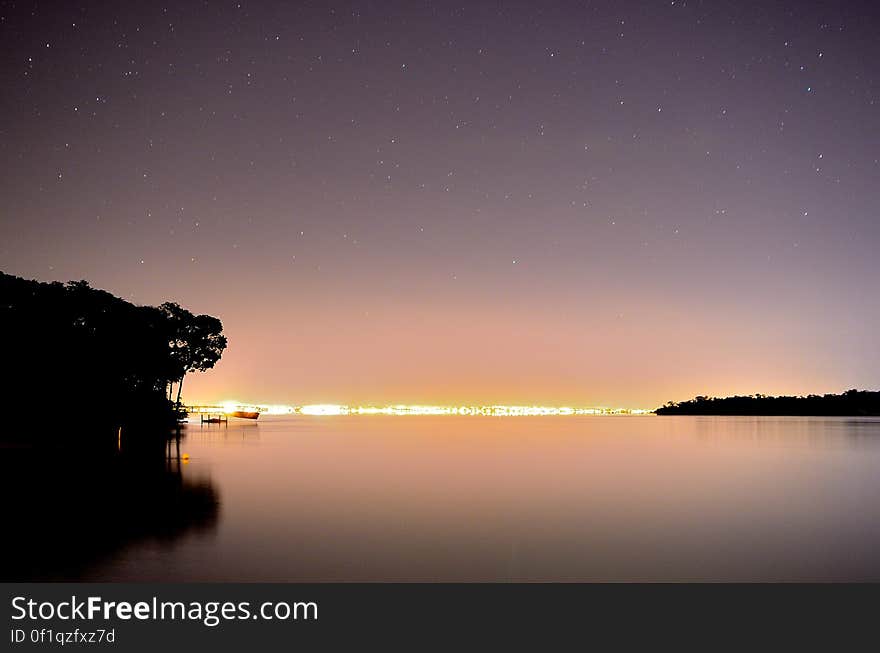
158, 302, 227, 404
0, 271, 226, 441
655, 390, 880, 416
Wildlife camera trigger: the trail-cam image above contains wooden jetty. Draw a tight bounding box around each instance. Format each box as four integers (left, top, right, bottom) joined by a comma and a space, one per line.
199, 413, 228, 425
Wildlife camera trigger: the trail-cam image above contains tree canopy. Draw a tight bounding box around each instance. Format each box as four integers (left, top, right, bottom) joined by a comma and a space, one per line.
0, 271, 226, 441
158, 302, 227, 403
655, 390, 880, 416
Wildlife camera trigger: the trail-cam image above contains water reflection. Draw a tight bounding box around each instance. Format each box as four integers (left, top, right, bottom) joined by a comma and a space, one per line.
687, 415, 880, 449
185, 419, 262, 446
12, 416, 880, 581
0, 429, 219, 581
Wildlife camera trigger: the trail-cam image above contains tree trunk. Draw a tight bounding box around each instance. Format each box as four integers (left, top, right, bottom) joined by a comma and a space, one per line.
175, 374, 185, 405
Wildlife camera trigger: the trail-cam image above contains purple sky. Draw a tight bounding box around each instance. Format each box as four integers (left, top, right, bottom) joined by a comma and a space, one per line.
2, 1, 878, 407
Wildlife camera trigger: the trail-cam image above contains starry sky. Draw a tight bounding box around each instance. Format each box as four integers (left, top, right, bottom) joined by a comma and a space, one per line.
1, 1, 879, 408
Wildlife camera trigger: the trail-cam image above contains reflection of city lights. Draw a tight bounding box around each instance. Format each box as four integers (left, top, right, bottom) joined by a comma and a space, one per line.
188, 402, 651, 417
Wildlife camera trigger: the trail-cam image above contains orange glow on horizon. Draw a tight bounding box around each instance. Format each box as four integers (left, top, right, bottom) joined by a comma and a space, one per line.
181, 298, 862, 412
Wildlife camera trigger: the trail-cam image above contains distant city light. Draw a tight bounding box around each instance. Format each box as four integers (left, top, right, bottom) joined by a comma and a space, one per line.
190, 402, 651, 417
299, 404, 349, 416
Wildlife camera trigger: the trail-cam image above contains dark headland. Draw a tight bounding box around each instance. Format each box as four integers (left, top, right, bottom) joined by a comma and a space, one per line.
655, 390, 880, 416
0, 271, 227, 579
1, 270, 226, 441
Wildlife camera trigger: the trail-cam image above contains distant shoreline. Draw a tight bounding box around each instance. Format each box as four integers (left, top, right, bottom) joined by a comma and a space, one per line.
655, 390, 880, 416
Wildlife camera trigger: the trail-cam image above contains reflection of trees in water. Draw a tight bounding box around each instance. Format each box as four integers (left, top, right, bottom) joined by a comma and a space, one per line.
689, 416, 880, 449
0, 429, 219, 581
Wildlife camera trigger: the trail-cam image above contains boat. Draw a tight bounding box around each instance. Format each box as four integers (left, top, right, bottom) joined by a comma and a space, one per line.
230, 410, 260, 420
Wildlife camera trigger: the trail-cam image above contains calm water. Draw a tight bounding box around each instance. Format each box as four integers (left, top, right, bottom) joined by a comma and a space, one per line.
85, 415, 880, 581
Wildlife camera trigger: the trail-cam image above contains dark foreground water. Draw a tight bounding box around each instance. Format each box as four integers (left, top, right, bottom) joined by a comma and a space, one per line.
46, 416, 880, 580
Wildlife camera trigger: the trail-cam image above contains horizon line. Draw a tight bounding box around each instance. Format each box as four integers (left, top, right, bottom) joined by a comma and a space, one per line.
186, 401, 655, 416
